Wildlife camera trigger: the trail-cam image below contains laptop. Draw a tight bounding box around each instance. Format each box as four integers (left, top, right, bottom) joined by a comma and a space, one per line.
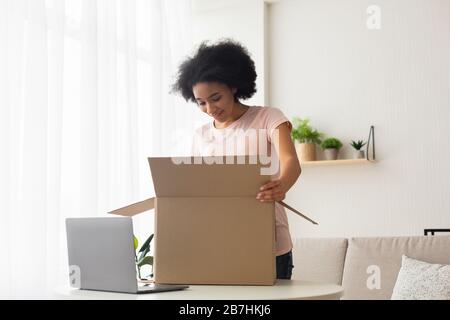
65, 217, 189, 294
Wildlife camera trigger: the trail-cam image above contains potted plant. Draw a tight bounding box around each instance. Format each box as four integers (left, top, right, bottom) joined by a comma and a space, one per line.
350, 140, 367, 159
133, 233, 154, 280
320, 137, 343, 160
291, 117, 323, 162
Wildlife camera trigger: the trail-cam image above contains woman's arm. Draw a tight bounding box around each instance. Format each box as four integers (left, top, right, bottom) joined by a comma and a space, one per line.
257, 122, 301, 202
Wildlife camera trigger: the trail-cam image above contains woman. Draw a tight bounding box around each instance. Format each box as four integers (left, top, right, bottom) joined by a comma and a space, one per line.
172, 39, 301, 279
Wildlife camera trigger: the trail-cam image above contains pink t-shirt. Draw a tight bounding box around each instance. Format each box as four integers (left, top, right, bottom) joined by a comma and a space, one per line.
191, 106, 293, 256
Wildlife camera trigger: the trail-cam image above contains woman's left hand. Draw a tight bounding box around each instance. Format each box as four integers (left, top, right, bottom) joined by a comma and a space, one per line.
256, 179, 286, 202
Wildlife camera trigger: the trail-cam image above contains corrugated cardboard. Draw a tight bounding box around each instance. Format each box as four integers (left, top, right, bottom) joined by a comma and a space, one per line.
109, 156, 316, 285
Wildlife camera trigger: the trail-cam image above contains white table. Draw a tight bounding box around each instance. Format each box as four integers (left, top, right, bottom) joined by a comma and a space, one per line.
54, 280, 343, 300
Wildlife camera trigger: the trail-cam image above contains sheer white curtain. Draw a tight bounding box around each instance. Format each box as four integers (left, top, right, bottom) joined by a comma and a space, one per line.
0, 0, 204, 298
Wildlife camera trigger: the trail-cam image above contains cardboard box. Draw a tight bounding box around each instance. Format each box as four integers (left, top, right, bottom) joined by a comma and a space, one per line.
109, 156, 315, 285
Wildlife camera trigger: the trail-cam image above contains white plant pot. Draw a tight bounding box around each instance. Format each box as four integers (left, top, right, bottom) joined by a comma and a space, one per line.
354, 150, 365, 159
324, 148, 338, 160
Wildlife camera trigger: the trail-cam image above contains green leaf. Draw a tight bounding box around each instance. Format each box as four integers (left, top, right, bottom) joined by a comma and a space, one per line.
137, 255, 154, 267
133, 236, 139, 251
350, 139, 366, 150
138, 246, 150, 262
320, 137, 343, 150
138, 234, 154, 253
291, 117, 323, 145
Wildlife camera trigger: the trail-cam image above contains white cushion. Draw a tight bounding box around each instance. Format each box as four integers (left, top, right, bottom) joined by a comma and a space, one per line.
391, 255, 450, 300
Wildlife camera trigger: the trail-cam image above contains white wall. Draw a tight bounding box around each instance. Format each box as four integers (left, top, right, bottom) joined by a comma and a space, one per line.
191, 0, 268, 106
269, 0, 450, 238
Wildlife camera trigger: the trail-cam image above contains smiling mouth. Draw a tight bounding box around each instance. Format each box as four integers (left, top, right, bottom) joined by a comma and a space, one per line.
212, 110, 223, 118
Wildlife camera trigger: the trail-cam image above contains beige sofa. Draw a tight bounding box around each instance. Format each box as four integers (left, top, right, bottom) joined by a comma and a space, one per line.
291, 235, 450, 299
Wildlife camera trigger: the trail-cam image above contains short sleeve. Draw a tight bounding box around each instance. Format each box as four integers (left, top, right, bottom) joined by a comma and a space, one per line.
265, 107, 292, 143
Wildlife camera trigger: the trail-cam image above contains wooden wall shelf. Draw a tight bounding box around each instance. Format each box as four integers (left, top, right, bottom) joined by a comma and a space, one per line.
300, 159, 376, 167
298, 126, 376, 167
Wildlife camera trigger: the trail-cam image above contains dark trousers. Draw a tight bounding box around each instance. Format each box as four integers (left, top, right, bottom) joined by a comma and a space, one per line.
276, 250, 294, 279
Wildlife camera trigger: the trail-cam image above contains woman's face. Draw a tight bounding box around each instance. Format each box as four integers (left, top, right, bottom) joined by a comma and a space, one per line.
192, 82, 237, 123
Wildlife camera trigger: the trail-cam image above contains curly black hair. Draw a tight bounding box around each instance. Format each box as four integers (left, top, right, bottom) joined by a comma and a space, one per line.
171, 39, 257, 103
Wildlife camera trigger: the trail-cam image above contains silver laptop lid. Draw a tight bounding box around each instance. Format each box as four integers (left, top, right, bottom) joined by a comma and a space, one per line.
66, 217, 138, 293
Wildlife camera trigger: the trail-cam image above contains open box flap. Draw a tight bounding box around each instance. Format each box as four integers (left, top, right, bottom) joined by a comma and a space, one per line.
278, 201, 318, 225
148, 156, 270, 198
108, 197, 155, 216
109, 156, 319, 225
